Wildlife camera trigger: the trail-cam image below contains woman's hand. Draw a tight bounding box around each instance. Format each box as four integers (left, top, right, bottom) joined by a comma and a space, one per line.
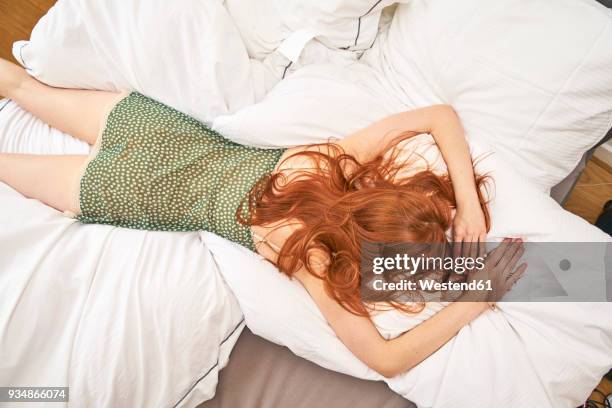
453, 200, 488, 257
461, 238, 527, 303
296, 239, 523, 378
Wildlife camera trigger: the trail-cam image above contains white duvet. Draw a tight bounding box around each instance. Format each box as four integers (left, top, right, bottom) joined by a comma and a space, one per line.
0, 102, 245, 408
1, 0, 612, 407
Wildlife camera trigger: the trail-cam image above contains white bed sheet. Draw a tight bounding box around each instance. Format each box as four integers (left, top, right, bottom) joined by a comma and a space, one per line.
1, 1, 611, 406
0, 100, 245, 408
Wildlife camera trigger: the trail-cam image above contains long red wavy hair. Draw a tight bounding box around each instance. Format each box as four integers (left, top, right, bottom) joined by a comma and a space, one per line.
239, 134, 491, 316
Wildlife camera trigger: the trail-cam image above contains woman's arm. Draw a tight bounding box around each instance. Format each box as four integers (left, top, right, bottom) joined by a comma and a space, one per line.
340, 105, 487, 243
295, 238, 526, 378
297, 268, 488, 378
339, 105, 451, 161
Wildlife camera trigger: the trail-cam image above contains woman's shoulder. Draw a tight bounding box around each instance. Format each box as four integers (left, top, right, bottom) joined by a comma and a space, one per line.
275, 143, 336, 172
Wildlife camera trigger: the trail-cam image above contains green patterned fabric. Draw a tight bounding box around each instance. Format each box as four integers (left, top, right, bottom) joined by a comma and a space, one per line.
77, 92, 285, 250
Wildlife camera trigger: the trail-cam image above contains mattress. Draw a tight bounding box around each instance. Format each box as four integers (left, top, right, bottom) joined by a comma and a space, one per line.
201, 328, 414, 408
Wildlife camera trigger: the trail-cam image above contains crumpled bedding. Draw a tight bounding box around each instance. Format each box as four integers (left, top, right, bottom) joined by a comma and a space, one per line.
0, 101, 244, 408
1, 0, 611, 407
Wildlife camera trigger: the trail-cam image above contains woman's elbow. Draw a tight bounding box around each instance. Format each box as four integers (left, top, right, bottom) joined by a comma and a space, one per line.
377, 365, 404, 379
371, 360, 408, 379
434, 103, 454, 111
364, 340, 416, 378
378, 367, 401, 379
432, 104, 457, 119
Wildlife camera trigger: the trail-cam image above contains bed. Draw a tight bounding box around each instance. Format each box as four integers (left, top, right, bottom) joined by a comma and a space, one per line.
1, 1, 611, 407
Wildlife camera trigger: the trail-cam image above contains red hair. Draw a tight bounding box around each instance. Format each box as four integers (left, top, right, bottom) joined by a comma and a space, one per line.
239, 135, 490, 316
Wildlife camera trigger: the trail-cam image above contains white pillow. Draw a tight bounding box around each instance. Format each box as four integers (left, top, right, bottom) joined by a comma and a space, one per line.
224, 0, 405, 59
222, 1, 407, 83
215, 0, 612, 191
13, 0, 265, 123
213, 62, 401, 147
363, 0, 612, 191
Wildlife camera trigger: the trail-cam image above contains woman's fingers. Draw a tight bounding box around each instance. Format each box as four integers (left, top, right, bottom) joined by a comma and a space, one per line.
485, 238, 512, 266
496, 239, 524, 272
468, 238, 478, 260
453, 233, 493, 274
505, 263, 528, 291
454, 233, 482, 260
452, 233, 463, 259
461, 238, 470, 259
503, 245, 525, 279
478, 234, 487, 259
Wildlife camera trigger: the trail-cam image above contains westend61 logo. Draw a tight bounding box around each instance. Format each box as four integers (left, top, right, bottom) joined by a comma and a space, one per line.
360, 241, 612, 303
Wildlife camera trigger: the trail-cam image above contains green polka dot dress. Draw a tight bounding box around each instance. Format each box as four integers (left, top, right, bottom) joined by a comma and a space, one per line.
76, 92, 285, 251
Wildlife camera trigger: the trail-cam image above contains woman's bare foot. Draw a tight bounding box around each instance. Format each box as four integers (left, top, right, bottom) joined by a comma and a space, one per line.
0, 58, 30, 98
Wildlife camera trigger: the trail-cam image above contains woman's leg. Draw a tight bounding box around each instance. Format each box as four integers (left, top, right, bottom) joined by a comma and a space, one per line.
0, 153, 86, 212
0, 58, 121, 145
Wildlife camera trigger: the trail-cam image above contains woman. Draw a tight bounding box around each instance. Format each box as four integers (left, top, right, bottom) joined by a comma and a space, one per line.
0, 58, 525, 378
